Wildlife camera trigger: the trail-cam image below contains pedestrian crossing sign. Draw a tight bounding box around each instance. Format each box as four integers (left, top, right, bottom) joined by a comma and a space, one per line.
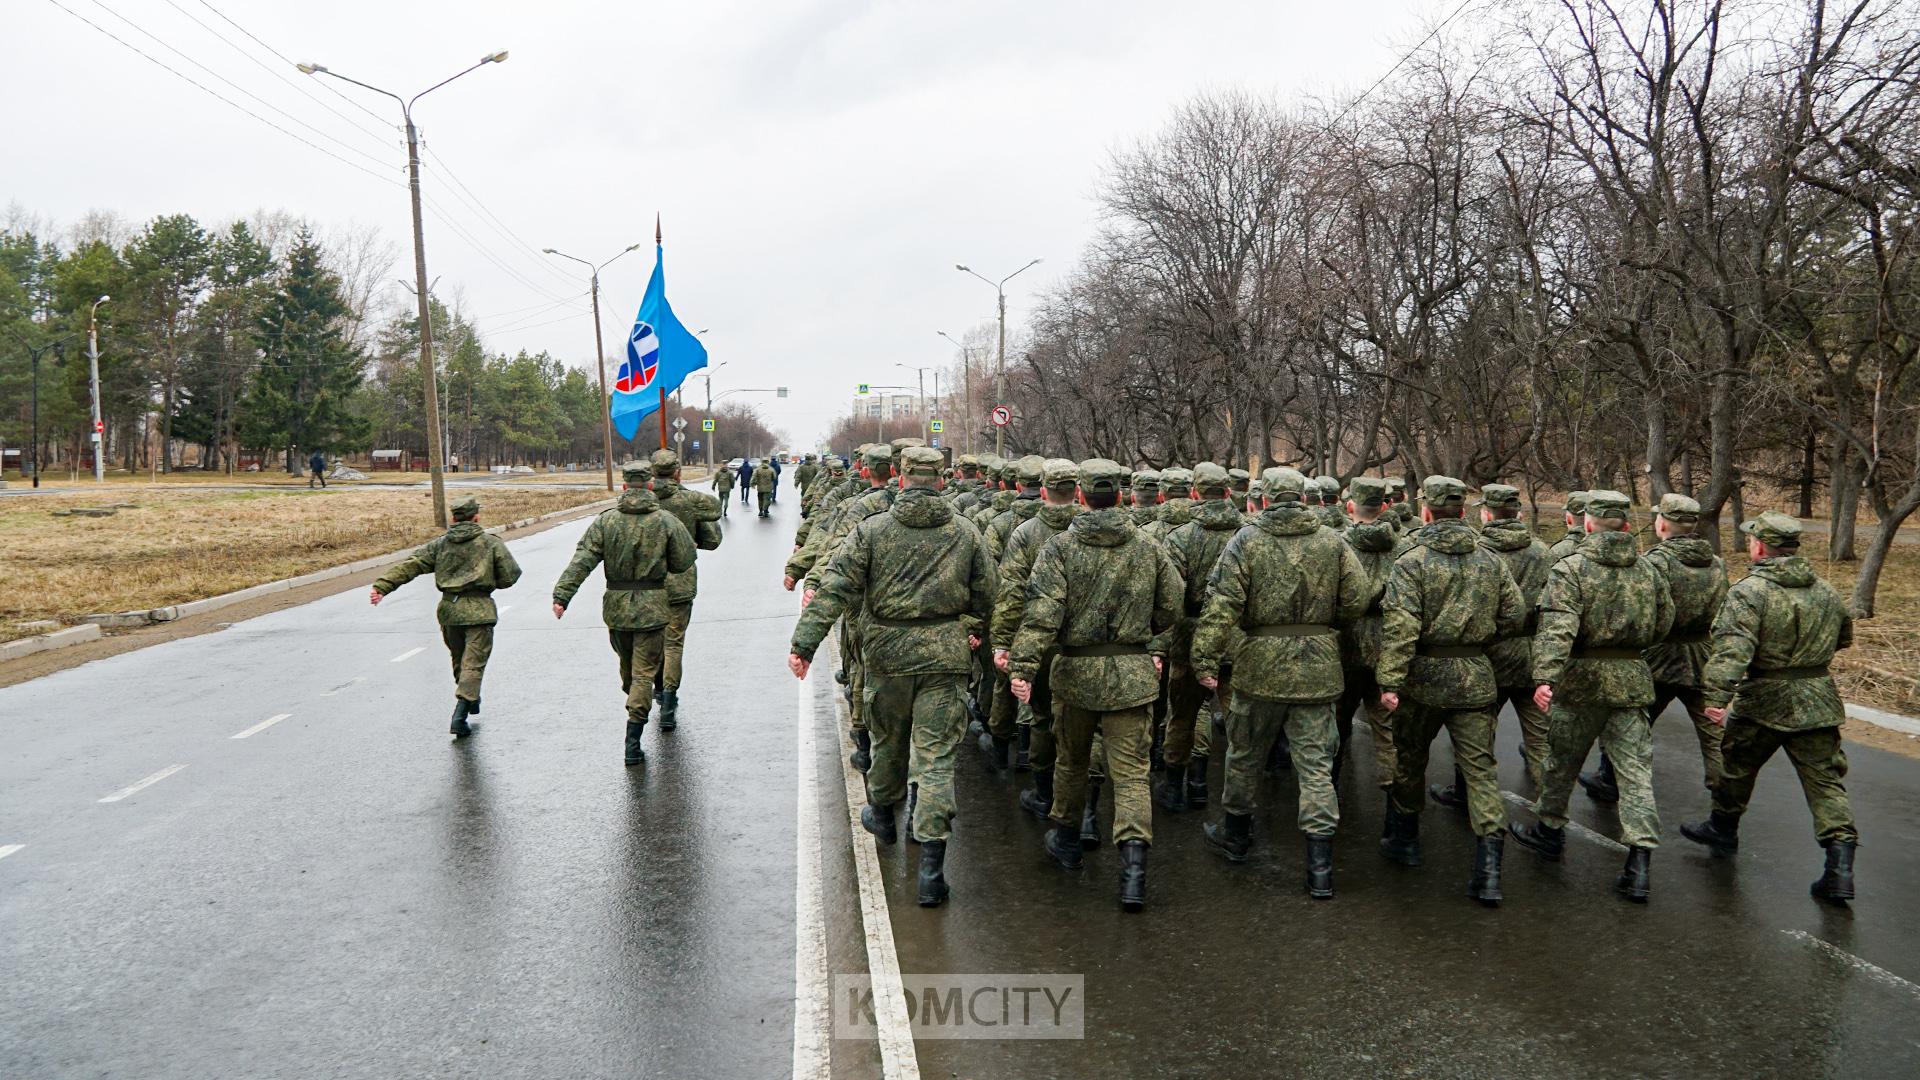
857, 383, 870, 395
701, 418, 715, 431
930, 419, 944, 433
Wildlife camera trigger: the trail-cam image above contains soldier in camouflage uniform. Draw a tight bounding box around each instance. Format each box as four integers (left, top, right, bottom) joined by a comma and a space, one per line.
1312, 477, 1348, 531
751, 458, 776, 517
968, 459, 1015, 530
1547, 491, 1588, 564
1681, 511, 1858, 903
369, 496, 522, 738
1227, 468, 1251, 513
1510, 490, 1674, 902
954, 454, 997, 515
1158, 463, 1240, 811
1140, 467, 1195, 545
1011, 459, 1182, 912
1244, 477, 1264, 522
1385, 476, 1415, 529
1193, 467, 1367, 898
551, 462, 697, 765
791, 454, 859, 562
1333, 478, 1411, 788
712, 459, 734, 515
976, 456, 1047, 769
1128, 469, 1163, 528
790, 446, 997, 907
1375, 476, 1529, 905
794, 453, 820, 494
646, 449, 725, 729
993, 459, 1083, 817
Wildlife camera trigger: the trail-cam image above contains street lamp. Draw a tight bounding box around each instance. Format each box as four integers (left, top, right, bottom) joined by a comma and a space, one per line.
936, 330, 980, 455
300, 50, 509, 527
712, 385, 787, 460
955, 259, 1041, 457
895, 363, 939, 444
5, 329, 73, 488
88, 295, 109, 482
543, 242, 642, 492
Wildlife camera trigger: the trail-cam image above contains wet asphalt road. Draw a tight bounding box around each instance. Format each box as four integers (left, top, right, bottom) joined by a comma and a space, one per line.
6, 483, 1920, 1078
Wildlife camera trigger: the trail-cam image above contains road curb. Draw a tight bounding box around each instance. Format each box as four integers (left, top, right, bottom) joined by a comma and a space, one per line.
81, 497, 615, 630
1848, 703, 1920, 737
0, 624, 102, 662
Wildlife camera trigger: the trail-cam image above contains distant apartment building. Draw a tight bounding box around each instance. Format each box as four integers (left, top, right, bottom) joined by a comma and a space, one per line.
854, 392, 921, 420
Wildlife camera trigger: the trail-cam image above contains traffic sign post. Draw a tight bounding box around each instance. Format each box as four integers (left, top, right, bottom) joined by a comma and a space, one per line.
673, 431, 685, 446
691, 440, 701, 451
671, 417, 688, 431
856, 383, 870, 395
701, 418, 715, 431
930, 419, 944, 434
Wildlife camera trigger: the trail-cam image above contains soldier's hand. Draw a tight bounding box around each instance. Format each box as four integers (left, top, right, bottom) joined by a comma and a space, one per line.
1705, 705, 1728, 726
1199, 674, 1218, 690
552, 603, 566, 620
1378, 691, 1400, 713
368, 588, 383, 606
789, 653, 810, 680
802, 588, 816, 608
1533, 684, 1554, 712
1152, 655, 1164, 676
968, 634, 981, 650
783, 575, 797, 591
994, 649, 1010, 673
1010, 678, 1032, 703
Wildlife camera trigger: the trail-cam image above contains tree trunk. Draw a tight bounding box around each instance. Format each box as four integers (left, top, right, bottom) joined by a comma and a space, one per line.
1798, 427, 1816, 518
1850, 490, 1920, 618
1829, 454, 1859, 562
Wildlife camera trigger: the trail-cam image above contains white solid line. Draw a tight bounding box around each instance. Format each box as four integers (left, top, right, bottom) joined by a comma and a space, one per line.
496, 604, 513, 616
0, 844, 23, 861
792, 668, 832, 1080
831, 634, 921, 1080
1499, 790, 1628, 853
1783, 930, 1920, 999
231, 713, 292, 740
390, 646, 425, 663
98, 764, 188, 804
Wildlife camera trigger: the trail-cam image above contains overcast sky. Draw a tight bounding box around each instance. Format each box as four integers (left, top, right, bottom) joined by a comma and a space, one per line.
9, 0, 1444, 447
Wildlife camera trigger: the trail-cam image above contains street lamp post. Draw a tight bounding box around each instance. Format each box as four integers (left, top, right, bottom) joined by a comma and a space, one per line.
543, 243, 641, 491
300, 50, 509, 527
955, 260, 1041, 457
896, 363, 939, 444
688, 360, 727, 476
6, 330, 71, 488
88, 295, 109, 482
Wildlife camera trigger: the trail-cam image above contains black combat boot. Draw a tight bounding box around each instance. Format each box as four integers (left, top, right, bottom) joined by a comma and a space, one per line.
849, 729, 871, 772
1080, 777, 1103, 848
1469, 834, 1504, 906
468, 694, 481, 715
1204, 812, 1253, 864
1019, 771, 1054, 819
1014, 726, 1031, 772
1508, 820, 1565, 862
1379, 803, 1423, 867
917, 840, 950, 907
1615, 846, 1652, 902
449, 698, 473, 738
1118, 840, 1148, 912
1429, 766, 1468, 810
860, 801, 897, 845
1305, 834, 1335, 899
1579, 753, 1621, 803
1043, 823, 1084, 870
623, 721, 645, 766
980, 732, 1011, 773
1811, 840, 1857, 903
658, 689, 679, 731
1186, 756, 1209, 807
1680, 811, 1741, 857
1156, 762, 1190, 813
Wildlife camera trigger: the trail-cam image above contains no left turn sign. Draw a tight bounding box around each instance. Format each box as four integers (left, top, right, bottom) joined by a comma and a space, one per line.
990, 405, 1012, 427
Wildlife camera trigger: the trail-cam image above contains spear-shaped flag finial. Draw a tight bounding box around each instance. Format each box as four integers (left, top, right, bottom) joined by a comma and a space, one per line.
655, 212, 661, 245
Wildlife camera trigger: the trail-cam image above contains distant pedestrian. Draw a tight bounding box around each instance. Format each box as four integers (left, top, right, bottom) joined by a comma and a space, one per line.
769, 456, 783, 505
309, 450, 328, 489
752, 458, 775, 517
737, 458, 754, 505
712, 462, 734, 516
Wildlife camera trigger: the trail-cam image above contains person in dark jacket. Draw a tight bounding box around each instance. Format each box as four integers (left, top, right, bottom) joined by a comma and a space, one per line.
769, 456, 783, 505
308, 450, 327, 489
736, 458, 754, 505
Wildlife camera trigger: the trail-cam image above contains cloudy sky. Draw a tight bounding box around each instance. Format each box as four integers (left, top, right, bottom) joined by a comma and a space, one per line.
9, 0, 1445, 447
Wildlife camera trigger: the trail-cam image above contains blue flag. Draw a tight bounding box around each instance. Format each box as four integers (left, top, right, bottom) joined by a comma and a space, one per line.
610, 245, 707, 440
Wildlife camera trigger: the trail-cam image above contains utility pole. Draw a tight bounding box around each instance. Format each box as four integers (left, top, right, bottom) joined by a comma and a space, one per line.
544, 243, 640, 491
88, 296, 109, 482
956, 260, 1042, 458
937, 330, 979, 455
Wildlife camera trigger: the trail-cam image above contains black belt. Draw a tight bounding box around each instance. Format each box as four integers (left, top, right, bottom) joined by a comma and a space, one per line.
1244, 624, 1333, 638
1573, 646, 1643, 660
868, 614, 959, 629
1666, 632, 1710, 644
441, 588, 493, 599
1751, 664, 1830, 680
1418, 644, 1484, 658
605, 578, 666, 591
1060, 643, 1149, 658
1184, 600, 1205, 617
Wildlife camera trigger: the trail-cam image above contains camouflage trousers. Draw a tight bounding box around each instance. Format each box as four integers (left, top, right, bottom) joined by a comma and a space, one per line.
1496, 686, 1551, 791
440, 624, 494, 702
987, 669, 1019, 740
608, 627, 665, 723
1390, 702, 1506, 838
1222, 696, 1339, 836
1336, 668, 1395, 789
864, 671, 967, 842
1020, 649, 1059, 774
1162, 665, 1214, 767
657, 602, 692, 692
1652, 682, 1724, 792
756, 489, 772, 514
1535, 704, 1659, 848
842, 617, 866, 734
1053, 703, 1150, 844
1713, 718, 1856, 844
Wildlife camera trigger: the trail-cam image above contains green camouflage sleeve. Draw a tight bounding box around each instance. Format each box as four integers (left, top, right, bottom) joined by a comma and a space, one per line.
968, 530, 999, 631
1699, 584, 1763, 709
491, 536, 523, 589
1009, 542, 1067, 682
1148, 546, 1183, 657
1494, 561, 1526, 638
665, 517, 697, 575
551, 517, 606, 609
791, 521, 872, 660
1375, 555, 1423, 692
1333, 539, 1368, 627
990, 538, 1039, 652
372, 538, 440, 596
1190, 535, 1248, 680
803, 505, 862, 592
1530, 559, 1582, 687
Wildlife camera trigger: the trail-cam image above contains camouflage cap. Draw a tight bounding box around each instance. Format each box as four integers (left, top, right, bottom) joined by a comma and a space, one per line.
1314, 475, 1339, 497
1741, 510, 1802, 547
804, 452, 817, 460
1477, 483, 1522, 508
649, 448, 681, 472
1192, 462, 1230, 495
1227, 467, 1251, 493
1656, 492, 1702, 523
1261, 466, 1307, 498
890, 436, 927, 452
1584, 489, 1631, 521
1012, 455, 1046, 485
1247, 479, 1266, 502
1159, 466, 1194, 493
861, 444, 894, 468
1041, 457, 1079, 491
825, 456, 847, 472
1563, 490, 1589, 515
620, 460, 653, 483
975, 453, 1004, 473
1348, 476, 1388, 506
1421, 475, 1468, 507
1130, 469, 1162, 493
1078, 458, 1128, 494
957, 453, 980, 475
900, 445, 945, 477
451, 496, 481, 518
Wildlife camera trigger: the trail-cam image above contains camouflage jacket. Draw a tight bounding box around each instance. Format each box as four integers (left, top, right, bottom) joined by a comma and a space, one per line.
802, 486, 896, 592
651, 478, 724, 605
751, 467, 775, 493
791, 487, 996, 675
1641, 537, 1728, 688
951, 479, 989, 515
1702, 556, 1851, 731
1163, 499, 1247, 664
1129, 503, 1161, 528
984, 491, 1044, 560
713, 468, 734, 493
1393, 502, 1415, 529
972, 489, 1017, 530
1315, 504, 1350, 532
1141, 498, 1196, 546
787, 479, 874, 579
552, 489, 697, 631
1478, 519, 1553, 688
795, 475, 864, 549
794, 462, 819, 490
373, 521, 523, 627
1191, 504, 1368, 704
989, 501, 1082, 652
1376, 519, 1529, 709
1339, 517, 1414, 671
1531, 530, 1674, 708
1010, 507, 1182, 712
1547, 525, 1582, 565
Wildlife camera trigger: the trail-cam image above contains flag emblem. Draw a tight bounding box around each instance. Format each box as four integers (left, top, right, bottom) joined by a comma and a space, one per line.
619, 321, 660, 392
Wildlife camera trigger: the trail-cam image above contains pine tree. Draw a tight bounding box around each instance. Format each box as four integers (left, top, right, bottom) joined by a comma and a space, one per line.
238, 230, 369, 470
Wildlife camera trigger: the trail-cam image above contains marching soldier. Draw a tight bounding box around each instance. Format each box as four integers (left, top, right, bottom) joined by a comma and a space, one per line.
992, 459, 1084, 815
978, 456, 1047, 769
1011, 459, 1182, 912
1385, 476, 1415, 528
751, 458, 775, 517
1159, 463, 1242, 811
1129, 469, 1162, 527
1193, 467, 1367, 898
1509, 490, 1674, 902
551, 461, 696, 765
369, 496, 522, 738
712, 458, 734, 515
790, 446, 998, 907
647, 449, 725, 729
1333, 477, 1411, 788
1313, 477, 1348, 531
1547, 491, 1589, 563
1227, 468, 1251, 511
1140, 467, 1194, 544
1681, 511, 1858, 903
1373, 476, 1528, 905
794, 452, 820, 494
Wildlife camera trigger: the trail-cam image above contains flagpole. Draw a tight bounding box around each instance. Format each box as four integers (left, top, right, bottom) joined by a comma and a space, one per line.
656, 213, 669, 451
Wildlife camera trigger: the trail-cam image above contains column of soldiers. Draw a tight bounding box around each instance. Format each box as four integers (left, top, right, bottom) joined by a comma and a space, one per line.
786, 451, 1863, 913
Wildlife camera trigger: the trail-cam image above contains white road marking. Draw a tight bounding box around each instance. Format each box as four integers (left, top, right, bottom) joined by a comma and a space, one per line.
98, 764, 188, 803
496, 604, 513, 616
390, 647, 425, 663
320, 676, 367, 697
1499, 790, 1629, 853
1783, 930, 1920, 999
792, 669, 831, 1080
231, 713, 292, 740
0, 844, 23, 861
830, 635, 921, 1079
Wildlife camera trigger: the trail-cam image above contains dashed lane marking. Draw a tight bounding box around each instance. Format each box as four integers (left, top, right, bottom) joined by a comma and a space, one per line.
98, 764, 188, 804
390, 647, 425, 663
231, 713, 292, 740
0, 844, 23, 861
